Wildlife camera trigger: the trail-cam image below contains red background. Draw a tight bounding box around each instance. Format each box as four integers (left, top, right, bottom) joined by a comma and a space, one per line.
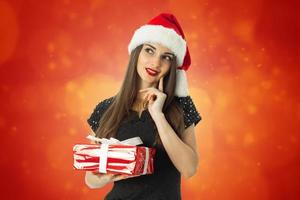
0, 0, 299, 199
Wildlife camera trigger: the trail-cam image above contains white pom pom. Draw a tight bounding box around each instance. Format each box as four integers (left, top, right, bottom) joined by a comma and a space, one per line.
175, 69, 189, 97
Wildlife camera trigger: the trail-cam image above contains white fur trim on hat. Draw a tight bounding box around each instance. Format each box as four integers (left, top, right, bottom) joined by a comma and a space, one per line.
128, 25, 187, 66
175, 69, 189, 97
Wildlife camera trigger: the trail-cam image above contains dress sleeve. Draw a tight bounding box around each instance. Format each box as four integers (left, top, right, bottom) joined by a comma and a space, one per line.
87, 97, 114, 133
176, 96, 202, 129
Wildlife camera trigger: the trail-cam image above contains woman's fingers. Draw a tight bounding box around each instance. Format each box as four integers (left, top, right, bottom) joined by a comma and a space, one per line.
111, 174, 128, 181
139, 87, 161, 106
111, 174, 139, 182
158, 77, 164, 92
139, 77, 164, 92
139, 88, 148, 92
144, 93, 156, 105
92, 173, 140, 182
141, 92, 155, 103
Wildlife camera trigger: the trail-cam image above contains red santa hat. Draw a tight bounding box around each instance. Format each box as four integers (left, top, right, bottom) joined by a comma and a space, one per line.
128, 13, 191, 97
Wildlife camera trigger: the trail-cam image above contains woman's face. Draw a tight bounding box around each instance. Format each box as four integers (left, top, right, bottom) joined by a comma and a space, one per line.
136, 42, 175, 88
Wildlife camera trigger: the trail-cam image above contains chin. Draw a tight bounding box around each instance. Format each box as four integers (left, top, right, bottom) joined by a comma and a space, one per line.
140, 77, 157, 86
143, 74, 157, 81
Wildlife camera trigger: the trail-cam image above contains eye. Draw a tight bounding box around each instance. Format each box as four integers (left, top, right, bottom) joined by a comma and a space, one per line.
162, 55, 173, 61
145, 48, 154, 54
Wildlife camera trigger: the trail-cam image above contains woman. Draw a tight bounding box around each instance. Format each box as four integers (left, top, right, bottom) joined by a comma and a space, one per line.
85, 13, 202, 200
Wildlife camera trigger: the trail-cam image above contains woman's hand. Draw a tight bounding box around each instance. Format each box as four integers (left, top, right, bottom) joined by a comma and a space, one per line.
139, 77, 166, 119
92, 171, 140, 182
86, 171, 140, 189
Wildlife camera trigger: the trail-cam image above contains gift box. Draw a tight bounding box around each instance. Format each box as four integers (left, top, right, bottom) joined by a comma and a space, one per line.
73, 136, 156, 175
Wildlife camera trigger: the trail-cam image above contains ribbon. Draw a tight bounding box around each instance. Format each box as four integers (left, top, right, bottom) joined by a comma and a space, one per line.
86, 135, 143, 146
86, 135, 144, 173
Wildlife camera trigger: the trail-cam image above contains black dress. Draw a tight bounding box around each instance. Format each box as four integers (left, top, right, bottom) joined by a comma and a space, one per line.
87, 96, 202, 200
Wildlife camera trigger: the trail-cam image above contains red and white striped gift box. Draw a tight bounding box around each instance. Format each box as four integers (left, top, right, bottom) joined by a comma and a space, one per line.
73, 137, 156, 175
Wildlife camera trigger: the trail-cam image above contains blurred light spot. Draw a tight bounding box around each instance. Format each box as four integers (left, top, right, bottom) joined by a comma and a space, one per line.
61, 55, 72, 68
273, 95, 281, 102
260, 80, 272, 90
11, 126, 17, 131
25, 169, 31, 175
41, 135, 46, 141
256, 63, 262, 68
276, 145, 283, 150
243, 57, 249, 62
54, 112, 67, 120
216, 93, 229, 111
225, 134, 236, 144
0, 116, 6, 128
1, 85, 9, 92
233, 20, 254, 43
47, 42, 55, 53
248, 86, 260, 97
297, 106, 300, 120
244, 132, 255, 146
290, 135, 298, 143
77, 90, 85, 100
90, 0, 105, 11
69, 127, 76, 136
220, 57, 227, 64
212, 27, 219, 34
51, 162, 58, 169
190, 32, 199, 40
191, 14, 198, 20
68, 12, 77, 20
272, 67, 280, 76
0, 1, 19, 64
64, 181, 73, 190
48, 62, 57, 70
21, 160, 29, 168
65, 81, 76, 92
75, 49, 83, 57
247, 104, 257, 114
81, 187, 89, 194
84, 16, 94, 27
227, 47, 233, 52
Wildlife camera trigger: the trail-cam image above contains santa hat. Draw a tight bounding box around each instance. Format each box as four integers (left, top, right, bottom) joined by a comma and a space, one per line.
128, 13, 191, 97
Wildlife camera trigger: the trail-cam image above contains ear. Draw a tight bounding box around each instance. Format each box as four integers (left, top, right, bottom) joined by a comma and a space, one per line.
175, 69, 189, 97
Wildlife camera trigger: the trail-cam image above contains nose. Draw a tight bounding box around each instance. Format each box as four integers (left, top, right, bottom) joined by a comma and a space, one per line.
150, 54, 161, 68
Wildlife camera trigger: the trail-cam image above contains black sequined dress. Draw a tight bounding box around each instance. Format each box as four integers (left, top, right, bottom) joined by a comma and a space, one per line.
87, 96, 202, 200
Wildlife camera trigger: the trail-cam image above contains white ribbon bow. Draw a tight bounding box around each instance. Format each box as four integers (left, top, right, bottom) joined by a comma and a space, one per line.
87, 135, 143, 146
86, 135, 149, 174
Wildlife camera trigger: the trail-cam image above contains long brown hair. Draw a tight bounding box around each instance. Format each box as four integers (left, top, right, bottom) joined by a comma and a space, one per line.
95, 44, 185, 146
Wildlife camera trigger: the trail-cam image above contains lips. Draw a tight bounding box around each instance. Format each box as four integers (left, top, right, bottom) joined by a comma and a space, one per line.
146, 68, 159, 76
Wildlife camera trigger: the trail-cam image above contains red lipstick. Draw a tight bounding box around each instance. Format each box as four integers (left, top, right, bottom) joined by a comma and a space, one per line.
145, 68, 159, 76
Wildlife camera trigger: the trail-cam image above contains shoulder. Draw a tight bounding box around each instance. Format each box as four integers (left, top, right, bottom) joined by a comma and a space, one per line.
174, 96, 202, 129
87, 96, 115, 132
93, 96, 114, 111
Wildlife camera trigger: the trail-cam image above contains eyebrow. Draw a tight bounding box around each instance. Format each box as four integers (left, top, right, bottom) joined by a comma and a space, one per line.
145, 44, 175, 57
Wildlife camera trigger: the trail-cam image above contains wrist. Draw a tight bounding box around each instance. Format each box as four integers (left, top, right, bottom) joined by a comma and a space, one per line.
152, 112, 165, 123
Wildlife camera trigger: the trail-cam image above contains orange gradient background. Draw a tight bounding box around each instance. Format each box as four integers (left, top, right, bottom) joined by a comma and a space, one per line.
0, 0, 299, 199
